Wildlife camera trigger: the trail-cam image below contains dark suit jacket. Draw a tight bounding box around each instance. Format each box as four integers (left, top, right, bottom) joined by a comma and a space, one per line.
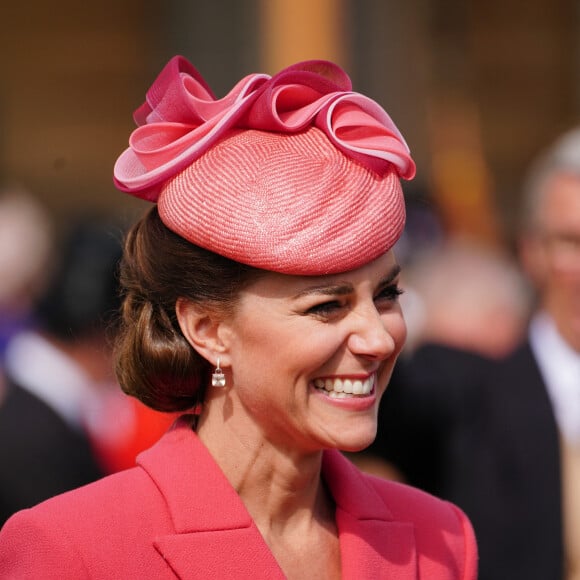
369, 341, 563, 580
370, 344, 490, 498
0, 378, 104, 526
469, 342, 562, 580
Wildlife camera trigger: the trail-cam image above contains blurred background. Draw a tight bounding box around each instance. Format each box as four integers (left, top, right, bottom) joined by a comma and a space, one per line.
1, 0, 578, 245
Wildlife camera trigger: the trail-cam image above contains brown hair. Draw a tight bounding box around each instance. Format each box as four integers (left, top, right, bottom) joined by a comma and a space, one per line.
114, 207, 264, 412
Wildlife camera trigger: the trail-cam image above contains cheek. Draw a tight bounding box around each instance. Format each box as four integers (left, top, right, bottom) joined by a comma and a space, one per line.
388, 311, 407, 356
377, 312, 406, 386
227, 314, 308, 381
522, 242, 550, 284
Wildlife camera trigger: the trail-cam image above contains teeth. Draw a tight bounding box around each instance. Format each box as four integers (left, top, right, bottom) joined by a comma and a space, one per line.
313, 376, 374, 396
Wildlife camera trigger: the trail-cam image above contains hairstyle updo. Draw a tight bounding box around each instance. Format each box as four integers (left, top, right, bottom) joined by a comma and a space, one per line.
114, 207, 264, 412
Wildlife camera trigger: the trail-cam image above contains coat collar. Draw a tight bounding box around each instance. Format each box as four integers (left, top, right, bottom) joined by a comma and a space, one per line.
137, 415, 417, 579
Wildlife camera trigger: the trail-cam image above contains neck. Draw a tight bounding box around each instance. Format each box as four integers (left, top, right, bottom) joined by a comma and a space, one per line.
196, 404, 332, 534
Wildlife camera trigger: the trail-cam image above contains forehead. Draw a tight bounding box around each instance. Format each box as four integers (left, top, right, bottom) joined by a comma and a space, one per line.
240, 251, 399, 301
539, 173, 580, 231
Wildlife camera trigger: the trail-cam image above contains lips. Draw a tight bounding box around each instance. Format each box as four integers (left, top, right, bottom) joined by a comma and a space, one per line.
312, 375, 375, 399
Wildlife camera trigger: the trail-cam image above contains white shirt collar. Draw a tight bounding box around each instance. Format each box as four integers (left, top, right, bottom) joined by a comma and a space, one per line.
529, 311, 580, 445
4, 331, 95, 429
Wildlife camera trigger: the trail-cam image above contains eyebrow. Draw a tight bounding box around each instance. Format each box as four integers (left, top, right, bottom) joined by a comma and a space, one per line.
293, 264, 401, 299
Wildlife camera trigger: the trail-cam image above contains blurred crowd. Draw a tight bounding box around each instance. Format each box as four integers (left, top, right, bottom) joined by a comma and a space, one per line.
0, 187, 175, 526
360, 126, 580, 580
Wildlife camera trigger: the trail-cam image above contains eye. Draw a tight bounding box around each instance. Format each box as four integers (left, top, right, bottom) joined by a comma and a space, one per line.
375, 283, 403, 304
305, 299, 345, 318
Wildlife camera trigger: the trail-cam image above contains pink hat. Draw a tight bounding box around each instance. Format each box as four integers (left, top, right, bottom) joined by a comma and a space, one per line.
114, 56, 415, 275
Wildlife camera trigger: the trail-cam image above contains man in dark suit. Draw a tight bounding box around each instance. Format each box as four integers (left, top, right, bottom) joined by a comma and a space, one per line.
489, 127, 580, 579
369, 127, 580, 579
465, 341, 563, 580
0, 216, 124, 526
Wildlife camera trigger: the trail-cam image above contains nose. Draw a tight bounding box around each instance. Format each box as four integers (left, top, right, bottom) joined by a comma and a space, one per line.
347, 303, 404, 361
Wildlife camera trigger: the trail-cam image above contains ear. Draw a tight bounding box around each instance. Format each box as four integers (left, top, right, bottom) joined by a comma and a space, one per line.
518, 233, 546, 287
175, 298, 231, 367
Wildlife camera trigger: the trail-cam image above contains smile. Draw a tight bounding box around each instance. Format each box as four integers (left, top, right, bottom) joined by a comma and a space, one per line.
312, 375, 375, 398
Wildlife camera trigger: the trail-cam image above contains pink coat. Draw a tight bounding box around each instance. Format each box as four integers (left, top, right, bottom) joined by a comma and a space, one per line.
0, 416, 477, 579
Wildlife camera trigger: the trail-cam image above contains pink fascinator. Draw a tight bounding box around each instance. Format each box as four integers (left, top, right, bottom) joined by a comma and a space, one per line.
114, 56, 416, 275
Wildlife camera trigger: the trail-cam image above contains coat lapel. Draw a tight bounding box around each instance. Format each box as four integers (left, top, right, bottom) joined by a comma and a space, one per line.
153, 528, 285, 579
138, 416, 417, 579
323, 450, 417, 579
137, 416, 285, 579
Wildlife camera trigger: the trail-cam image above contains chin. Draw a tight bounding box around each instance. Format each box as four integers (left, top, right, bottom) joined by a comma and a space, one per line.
331, 425, 378, 453
338, 443, 373, 454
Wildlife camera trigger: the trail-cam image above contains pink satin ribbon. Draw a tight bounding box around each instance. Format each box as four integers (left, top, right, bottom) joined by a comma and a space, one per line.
114, 56, 416, 201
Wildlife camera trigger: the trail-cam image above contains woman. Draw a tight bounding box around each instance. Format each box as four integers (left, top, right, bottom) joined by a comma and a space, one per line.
0, 57, 477, 578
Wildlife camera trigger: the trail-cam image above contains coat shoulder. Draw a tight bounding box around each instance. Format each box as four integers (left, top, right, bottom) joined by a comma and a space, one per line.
368, 474, 470, 526
7, 465, 159, 526
366, 473, 479, 575
0, 466, 173, 578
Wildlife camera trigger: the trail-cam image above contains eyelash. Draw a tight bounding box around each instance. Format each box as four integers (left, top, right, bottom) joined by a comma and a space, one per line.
306, 284, 403, 317
377, 284, 404, 302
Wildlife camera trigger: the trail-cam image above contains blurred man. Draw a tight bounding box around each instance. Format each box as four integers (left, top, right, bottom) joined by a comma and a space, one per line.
0, 216, 119, 525
471, 128, 580, 580
366, 128, 580, 579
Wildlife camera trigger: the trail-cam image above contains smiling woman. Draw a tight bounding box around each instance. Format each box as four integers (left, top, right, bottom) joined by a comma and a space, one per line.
0, 56, 477, 579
